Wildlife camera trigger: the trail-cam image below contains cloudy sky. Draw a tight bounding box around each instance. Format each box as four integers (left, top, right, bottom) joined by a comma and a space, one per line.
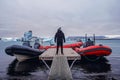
0, 0, 120, 37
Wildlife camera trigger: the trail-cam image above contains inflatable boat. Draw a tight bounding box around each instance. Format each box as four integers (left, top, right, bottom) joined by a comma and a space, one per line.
39, 42, 83, 50
5, 45, 45, 62
75, 45, 112, 56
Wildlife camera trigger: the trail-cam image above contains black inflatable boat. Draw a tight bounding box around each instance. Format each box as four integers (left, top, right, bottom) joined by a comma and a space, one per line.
5, 45, 45, 61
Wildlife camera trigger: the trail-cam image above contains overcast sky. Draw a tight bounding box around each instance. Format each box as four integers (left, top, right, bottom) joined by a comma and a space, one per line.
0, 0, 120, 37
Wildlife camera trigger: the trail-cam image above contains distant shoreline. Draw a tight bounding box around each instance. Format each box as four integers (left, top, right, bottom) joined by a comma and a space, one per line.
96, 39, 120, 40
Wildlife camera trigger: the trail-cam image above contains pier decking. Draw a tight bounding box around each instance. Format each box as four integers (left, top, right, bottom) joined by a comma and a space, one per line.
39, 48, 81, 60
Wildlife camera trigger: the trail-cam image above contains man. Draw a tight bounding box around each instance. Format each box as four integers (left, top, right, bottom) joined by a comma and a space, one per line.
54, 27, 65, 55
85, 38, 94, 47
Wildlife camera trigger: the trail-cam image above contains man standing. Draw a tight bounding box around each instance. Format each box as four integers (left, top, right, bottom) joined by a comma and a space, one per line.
54, 27, 65, 55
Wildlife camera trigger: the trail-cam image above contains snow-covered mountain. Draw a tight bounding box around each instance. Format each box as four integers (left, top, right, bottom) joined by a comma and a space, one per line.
104, 35, 120, 39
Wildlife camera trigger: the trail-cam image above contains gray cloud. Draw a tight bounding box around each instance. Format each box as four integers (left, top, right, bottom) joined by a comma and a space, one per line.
0, 0, 120, 37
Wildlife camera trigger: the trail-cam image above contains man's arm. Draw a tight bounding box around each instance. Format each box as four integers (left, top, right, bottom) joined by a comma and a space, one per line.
54, 33, 57, 43
63, 33, 65, 43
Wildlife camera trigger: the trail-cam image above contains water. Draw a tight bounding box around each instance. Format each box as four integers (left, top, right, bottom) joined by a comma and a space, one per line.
0, 40, 120, 80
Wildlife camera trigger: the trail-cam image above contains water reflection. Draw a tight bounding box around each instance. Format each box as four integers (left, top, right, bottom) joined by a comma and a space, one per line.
7, 57, 115, 80
80, 58, 111, 73
72, 57, 113, 80
7, 58, 41, 76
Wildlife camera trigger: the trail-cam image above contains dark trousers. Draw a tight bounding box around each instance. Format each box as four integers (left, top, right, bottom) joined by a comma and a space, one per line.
56, 42, 63, 54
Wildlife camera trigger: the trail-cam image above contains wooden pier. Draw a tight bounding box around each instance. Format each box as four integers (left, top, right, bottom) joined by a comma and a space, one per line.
39, 48, 81, 80
39, 48, 81, 60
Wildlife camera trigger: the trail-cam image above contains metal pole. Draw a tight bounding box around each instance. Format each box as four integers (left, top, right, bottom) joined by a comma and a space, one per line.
93, 34, 95, 45
41, 58, 50, 70
70, 57, 79, 69
85, 34, 87, 42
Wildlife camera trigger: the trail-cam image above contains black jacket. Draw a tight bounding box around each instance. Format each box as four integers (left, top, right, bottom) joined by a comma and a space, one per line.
54, 30, 65, 43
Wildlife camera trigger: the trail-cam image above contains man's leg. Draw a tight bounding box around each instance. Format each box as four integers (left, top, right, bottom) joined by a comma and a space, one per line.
56, 43, 59, 55
60, 42, 63, 54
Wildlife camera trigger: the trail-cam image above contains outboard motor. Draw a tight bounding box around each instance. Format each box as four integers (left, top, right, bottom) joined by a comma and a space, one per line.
34, 42, 40, 49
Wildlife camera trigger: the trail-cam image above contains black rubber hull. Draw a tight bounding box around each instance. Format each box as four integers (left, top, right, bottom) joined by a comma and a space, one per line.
5, 45, 44, 57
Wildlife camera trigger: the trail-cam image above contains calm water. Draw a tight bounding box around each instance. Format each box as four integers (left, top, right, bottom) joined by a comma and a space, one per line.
0, 40, 120, 80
